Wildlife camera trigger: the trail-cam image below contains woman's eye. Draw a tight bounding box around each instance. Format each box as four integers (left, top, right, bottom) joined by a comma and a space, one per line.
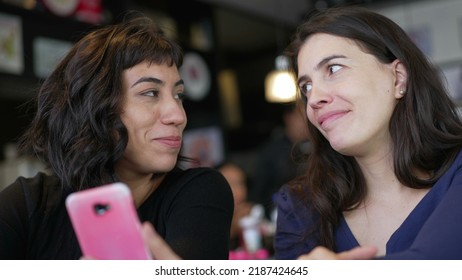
299, 83, 312, 95
142, 90, 159, 97
175, 92, 186, 101
329, 64, 342, 74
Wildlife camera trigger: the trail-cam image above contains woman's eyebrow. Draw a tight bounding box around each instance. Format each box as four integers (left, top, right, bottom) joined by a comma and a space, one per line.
314, 54, 347, 71
131, 77, 184, 88
297, 54, 348, 84
175, 80, 184, 87
131, 76, 162, 88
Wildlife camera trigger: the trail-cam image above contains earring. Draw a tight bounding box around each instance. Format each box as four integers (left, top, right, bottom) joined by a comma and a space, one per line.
399, 89, 406, 95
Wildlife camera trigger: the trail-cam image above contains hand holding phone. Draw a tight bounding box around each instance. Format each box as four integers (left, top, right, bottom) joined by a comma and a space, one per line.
65, 182, 152, 260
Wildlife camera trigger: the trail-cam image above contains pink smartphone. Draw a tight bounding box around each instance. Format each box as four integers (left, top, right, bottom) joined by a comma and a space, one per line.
65, 182, 152, 260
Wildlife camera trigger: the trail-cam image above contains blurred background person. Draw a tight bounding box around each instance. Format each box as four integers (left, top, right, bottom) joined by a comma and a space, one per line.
217, 161, 275, 258
250, 102, 311, 219
217, 161, 254, 250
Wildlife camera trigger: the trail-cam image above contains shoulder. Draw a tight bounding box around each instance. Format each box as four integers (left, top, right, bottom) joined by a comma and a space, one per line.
1, 172, 58, 199
274, 184, 309, 215
0, 172, 62, 213
164, 167, 233, 200
445, 148, 462, 171
438, 149, 462, 186
173, 166, 223, 178
452, 149, 462, 169
274, 184, 318, 259
431, 149, 462, 197
168, 167, 229, 188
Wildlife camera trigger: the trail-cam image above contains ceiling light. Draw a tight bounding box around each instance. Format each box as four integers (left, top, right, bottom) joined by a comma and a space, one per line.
264, 55, 297, 103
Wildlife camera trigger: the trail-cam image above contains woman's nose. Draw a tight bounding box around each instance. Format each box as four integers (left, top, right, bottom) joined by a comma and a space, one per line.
308, 83, 332, 109
161, 98, 186, 125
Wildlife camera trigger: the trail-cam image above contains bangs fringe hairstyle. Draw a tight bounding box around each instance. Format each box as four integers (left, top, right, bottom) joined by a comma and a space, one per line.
20, 13, 184, 192
285, 6, 462, 249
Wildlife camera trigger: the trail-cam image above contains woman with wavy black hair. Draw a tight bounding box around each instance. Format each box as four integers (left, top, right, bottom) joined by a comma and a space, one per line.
0, 13, 233, 260
274, 6, 462, 259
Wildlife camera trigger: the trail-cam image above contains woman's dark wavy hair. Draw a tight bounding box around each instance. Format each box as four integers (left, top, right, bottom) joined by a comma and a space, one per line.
19, 12, 184, 192
285, 6, 462, 249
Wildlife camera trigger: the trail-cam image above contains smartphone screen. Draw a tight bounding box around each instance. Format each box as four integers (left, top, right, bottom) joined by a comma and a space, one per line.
65, 182, 152, 260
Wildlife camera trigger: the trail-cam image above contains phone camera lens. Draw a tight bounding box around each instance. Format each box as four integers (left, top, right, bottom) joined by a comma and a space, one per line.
94, 203, 110, 215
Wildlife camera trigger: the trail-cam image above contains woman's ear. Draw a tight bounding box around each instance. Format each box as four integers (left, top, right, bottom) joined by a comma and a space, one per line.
392, 60, 408, 99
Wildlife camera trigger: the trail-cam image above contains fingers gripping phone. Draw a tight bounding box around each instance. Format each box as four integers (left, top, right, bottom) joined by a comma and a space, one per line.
65, 182, 152, 260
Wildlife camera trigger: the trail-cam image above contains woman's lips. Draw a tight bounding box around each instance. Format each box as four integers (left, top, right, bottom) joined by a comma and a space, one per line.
154, 136, 182, 148
318, 110, 349, 130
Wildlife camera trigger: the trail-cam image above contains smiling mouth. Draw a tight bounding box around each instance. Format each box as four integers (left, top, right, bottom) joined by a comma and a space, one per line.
155, 137, 182, 149
319, 111, 348, 130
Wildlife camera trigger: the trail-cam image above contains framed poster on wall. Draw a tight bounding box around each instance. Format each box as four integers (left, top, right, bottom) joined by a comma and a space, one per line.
181, 126, 224, 169
33, 37, 73, 78
0, 12, 23, 75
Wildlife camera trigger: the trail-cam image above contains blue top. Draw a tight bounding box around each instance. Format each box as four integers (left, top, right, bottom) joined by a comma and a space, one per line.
274, 150, 462, 260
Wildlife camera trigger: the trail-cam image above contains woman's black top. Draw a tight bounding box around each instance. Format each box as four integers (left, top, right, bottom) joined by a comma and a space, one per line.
0, 167, 233, 260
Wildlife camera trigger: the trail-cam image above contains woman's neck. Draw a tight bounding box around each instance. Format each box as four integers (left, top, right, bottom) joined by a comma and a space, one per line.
356, 150, 400, 195
356, 150, 430, 201
117, 173, 166, 207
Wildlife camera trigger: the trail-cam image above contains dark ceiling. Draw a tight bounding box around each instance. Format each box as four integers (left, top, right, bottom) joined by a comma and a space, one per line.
129, 0, 420, 54
190, 0, 422, 53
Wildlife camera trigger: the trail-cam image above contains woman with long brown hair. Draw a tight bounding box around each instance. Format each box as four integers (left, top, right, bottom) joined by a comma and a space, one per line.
274, 6, 462, 259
